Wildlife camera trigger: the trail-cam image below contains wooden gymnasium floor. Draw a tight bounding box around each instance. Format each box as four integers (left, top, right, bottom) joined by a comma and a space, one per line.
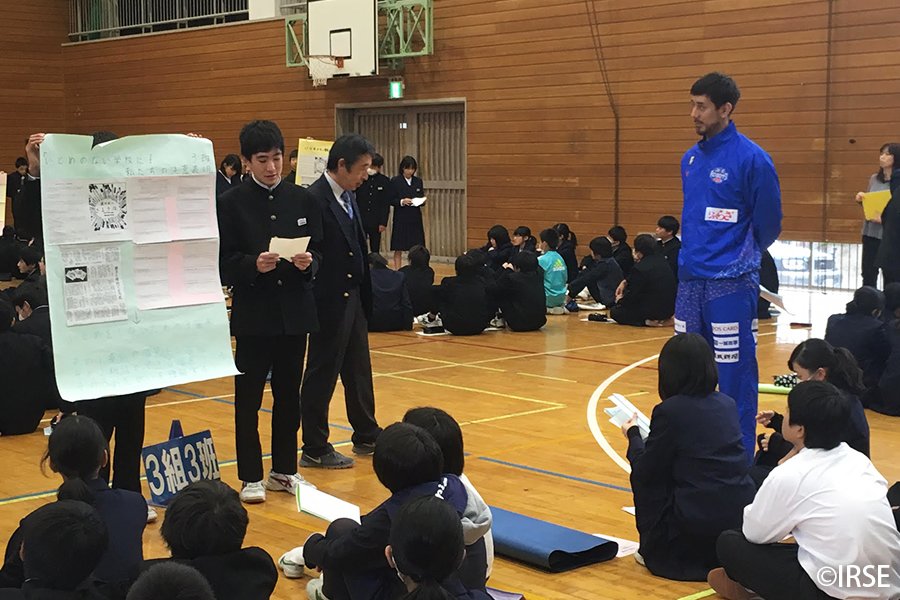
1, 281, 898, 600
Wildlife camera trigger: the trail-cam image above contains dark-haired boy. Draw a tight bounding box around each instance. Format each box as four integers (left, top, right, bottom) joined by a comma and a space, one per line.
431, 253, 495, 335
610, 234, 676, 327
608, 225, 634, 276
282, 422, 476, 600
356, 153, 396, 253
300, 135, 383, 470
567, 237, 623, 308
285, 148, 298, 184
218, 119, 322, 502
399, 245, 435, 317
709, 381, 900, 600
656, 215, 681, 277
487, 251, 546, 332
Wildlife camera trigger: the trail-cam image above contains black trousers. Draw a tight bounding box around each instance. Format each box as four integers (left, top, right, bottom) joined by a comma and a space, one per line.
610, 305, 648, 327
717, 530, 836, 600
366, 228, 382, 254
233, 334, 306, 482
862, 235, 882, 288
300, 290, 381, 458
73, 393, 147, 493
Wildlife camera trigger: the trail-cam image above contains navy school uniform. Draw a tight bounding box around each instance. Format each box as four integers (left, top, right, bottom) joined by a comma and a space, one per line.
556, 239, 578, 282
389, 175, 425, 251
514, 238, 537, 254
0, 330, 52, 436
568, 256, 623, 307
872, 319, 900, 416
486, 270, 546, 332
398, 264, 435, 316
825, 312, 889, 400
215, 170, 238, 198
610, 253, 677, 326
612, 242, 634, 276
143, 547, 277, 600
481, 241, 515, 273
626, 391, 756, 581
368, 268, 413, 332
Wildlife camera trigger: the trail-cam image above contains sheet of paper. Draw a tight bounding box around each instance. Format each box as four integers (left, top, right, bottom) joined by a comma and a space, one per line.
411, 196, 426, 207
269, 236, 310, 258
592, 533, 640, 558
129, 176, 217, 243
43, 179, 132, 245
297, 138, 334, 186
172, 175, 217, 240
296, 486, 361, 523
863, 189, 891, 221
132, 243, 170, 309
60, 244, 128, 326
622, 506, 636, 516
608, 394, 651, 439
134, 240, 223, 310
759, 285, 788, 313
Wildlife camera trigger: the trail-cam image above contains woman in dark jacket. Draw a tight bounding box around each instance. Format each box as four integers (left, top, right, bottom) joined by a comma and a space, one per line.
623, 333, 755, 582
390, 156, 426, 270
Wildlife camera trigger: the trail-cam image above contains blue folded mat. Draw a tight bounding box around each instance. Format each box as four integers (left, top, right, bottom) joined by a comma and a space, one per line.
490, 506, 618, 572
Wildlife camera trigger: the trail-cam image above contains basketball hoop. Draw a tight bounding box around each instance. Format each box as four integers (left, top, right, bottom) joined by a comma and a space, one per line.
308, 55, 345, 87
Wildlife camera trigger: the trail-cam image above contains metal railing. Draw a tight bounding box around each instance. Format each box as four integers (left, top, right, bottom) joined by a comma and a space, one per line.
69, 0, 249, 41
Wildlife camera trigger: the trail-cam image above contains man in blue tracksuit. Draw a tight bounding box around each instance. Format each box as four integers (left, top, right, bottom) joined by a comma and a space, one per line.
677, 72, 782, 462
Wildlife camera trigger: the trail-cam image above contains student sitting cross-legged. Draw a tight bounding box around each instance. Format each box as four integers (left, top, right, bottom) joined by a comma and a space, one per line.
566, 236, 623, 308
367, 252, 413, 332
511, 226, 537, 254
610, 234, 677, 327
278, 422, 484, 600
486, 251, 547, 332
387, 495, 491, 600
708, 381, 900, 600
399, 245, 436, 318
537, 228, 569, 315
623, 333, 755, 582
146, 480, 278, 600
0, 299, 53, 436
752, 339, 871, 487
479, 225, 515, 273
427, 253, 494, 335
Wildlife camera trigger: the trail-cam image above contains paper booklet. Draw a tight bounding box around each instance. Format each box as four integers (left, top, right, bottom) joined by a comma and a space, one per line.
604, 393, 650, 440
269, 236, 310, 259
411, 197, 426, 206
759, 285, 788, 313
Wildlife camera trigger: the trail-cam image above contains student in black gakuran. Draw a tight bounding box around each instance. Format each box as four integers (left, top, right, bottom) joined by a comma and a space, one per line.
217, 119, 322, 503
356, 153, 396, 253
487, 251, 547, 332
300, 135, 383, 469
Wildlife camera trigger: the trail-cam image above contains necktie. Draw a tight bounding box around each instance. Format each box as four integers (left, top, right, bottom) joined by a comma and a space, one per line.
340, 191, 354, 220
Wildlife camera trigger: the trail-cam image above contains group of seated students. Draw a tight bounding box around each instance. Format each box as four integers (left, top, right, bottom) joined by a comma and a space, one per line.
622, 333, 900, 599
366, 218, 684, 335
0, 407, 493, 600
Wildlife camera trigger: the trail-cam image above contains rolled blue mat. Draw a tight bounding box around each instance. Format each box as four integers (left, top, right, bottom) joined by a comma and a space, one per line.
490, 506, 618, 572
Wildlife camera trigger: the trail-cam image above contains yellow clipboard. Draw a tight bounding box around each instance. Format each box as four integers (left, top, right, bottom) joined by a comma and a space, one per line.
863, 190, 891, 221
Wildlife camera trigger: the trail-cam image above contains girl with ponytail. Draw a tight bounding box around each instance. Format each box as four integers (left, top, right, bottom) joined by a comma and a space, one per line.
387, 495, 490, 600
0, 415, 147, 593
752, 339, 871, 485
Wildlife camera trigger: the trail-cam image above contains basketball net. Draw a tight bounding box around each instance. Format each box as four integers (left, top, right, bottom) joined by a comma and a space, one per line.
308, 56, 344, 87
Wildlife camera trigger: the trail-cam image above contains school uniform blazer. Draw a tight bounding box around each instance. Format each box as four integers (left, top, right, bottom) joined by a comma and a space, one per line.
217, 178, 322, 337
390, 175, 425, 227
627, 391, 755, 536
617, 253, 677, 320
143, 547, 277, 600
556, 240, 578, 282
825, 313, 889, 392
357, 172, 395, 231
306, 174, 373, 319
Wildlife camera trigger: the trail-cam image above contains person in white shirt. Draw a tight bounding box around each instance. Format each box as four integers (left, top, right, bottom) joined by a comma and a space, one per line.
708, 380, 900, 600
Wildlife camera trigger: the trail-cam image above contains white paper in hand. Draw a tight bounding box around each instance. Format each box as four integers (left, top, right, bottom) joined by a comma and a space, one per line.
605, 394, 651, 440
269, 236, 310, 259
411, 197, 426, 207
296, 486, 361, 524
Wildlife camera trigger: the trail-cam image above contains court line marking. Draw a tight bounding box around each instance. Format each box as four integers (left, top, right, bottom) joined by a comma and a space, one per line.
515, 372, 578, 384
476, 457, 631, 493
458, 405, 565, 425
587, 331, 779, 475
380, 374, 565, 408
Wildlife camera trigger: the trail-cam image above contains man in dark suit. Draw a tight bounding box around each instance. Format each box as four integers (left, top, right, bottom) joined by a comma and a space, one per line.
356, 153, 395, 253
300, 134, 382, 469
218, 120, 323, 502
610, 234, 677, 327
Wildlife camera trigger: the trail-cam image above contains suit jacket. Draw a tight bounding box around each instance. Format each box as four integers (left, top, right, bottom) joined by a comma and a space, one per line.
617, 253, 677, 321
143, 547, 277, 600
356, 172, 395, 232
217, 178, 322, 337
306, 174, 373, 319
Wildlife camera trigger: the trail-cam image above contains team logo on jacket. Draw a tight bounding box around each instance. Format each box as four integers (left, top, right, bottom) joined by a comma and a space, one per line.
709, 167, 729, 183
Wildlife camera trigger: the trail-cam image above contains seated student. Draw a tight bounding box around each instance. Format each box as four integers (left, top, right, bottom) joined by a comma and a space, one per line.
479, 225, 515, 273
126, 563, 215, 600
753, 339, 871, 487
402, 407, 493, 586
511, 226, 537, 254
623, 334, 755, 582
610, 234, 677, 327
608, 225, 634, 276
0, 300, 52, 436
757, 250, 779, 320
486, 251, 546, 332
566, 236, 623, 308
15, 245, 41, 285
537, 228, 569, 315
429, 253, 494, 336
708, 381, 900, 600
655, 215, 681, 277
553, 223, 579, 282
872, 283, 900, 416
825, 285, 889, 404
0, 415, 147, 593
0, 226, 22, 278
387, 495, 491, 600
284, 423, 478, 600
0, 501, 108, 600
400, 245, 436, 317
368, 252, 413, 332
149, 480, 277, 600
12, 283, 50, 349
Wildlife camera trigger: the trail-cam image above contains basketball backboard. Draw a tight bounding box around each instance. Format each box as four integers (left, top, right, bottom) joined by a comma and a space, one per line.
307, 0, 378, 79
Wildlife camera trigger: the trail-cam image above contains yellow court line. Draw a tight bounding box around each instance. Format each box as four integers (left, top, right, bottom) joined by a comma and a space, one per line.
381, 374, 565, 408
515, 372, 578, 384
458, 405, 565, 426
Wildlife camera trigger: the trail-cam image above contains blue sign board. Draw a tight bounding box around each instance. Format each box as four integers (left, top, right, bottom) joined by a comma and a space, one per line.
142, 428, 220, 506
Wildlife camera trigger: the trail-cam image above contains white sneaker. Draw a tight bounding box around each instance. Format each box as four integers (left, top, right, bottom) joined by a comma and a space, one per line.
489, 315, 506, 329
306, 575, 330, 600
265, 471, 316, 494
278, 546, 306, 579
547, 306, 566, 315
415, 313, 442, 328
240, 480, 267, 504
146, 506, 158, 524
